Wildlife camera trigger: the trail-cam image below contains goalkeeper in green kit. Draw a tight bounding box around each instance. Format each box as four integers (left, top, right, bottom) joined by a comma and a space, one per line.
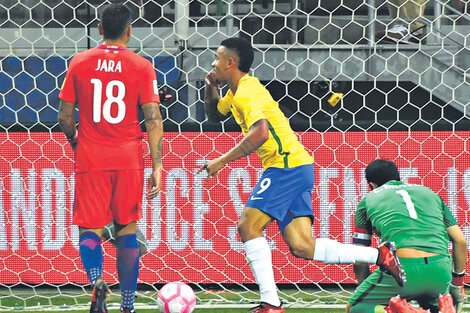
347, 159, 467, 313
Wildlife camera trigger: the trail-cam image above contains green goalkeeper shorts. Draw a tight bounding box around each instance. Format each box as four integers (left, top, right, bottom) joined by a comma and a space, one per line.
349, 254, 452, 313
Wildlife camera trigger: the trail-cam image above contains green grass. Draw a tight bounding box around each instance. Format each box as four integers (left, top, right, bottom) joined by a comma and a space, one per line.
2, 308, 344, 313
3, 286, 468, 313
0, 285, 351, 312
0, 285, 352, 310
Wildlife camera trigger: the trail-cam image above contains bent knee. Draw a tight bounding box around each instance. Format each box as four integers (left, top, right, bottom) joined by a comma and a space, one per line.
237, 220, 262, 242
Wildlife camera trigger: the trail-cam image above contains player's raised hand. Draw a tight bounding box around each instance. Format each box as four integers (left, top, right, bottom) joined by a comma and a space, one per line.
196, 158, 225, 182
147, 164, 162, 199
205, 71, 221, 88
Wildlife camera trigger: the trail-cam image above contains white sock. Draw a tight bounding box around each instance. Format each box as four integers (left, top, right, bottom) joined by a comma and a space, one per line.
313, 238, 378, 264
244, 237, 281, 307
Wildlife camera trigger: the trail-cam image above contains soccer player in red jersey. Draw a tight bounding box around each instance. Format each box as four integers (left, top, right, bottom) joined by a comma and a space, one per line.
58, 4, 163, 313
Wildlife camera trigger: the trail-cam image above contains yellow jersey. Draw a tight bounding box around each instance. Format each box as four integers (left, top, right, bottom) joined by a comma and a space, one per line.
217, 74, 314, 169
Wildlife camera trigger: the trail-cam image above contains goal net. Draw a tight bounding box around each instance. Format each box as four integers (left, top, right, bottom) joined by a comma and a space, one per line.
0, 0, 469, 310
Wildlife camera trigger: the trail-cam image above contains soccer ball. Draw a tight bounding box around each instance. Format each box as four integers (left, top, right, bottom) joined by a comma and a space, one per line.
157, 281, 196, 313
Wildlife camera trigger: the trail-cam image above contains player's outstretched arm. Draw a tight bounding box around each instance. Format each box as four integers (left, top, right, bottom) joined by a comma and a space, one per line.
197, 119, 268, 181
58, 99, 78, 150
142, 102, 163, 199
204, 72, 226, 122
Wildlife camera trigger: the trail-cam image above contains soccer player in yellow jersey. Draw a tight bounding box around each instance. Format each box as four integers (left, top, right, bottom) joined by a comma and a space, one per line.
199, 37, 405, 313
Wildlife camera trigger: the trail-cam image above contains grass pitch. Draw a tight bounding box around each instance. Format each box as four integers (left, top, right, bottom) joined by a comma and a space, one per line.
0, 285, 350, 312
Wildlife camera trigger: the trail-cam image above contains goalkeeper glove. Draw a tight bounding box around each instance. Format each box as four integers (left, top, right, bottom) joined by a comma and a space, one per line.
450, 270, 466, 313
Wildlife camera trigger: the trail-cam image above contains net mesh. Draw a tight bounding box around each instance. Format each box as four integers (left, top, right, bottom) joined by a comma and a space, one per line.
0, 0, 469, 310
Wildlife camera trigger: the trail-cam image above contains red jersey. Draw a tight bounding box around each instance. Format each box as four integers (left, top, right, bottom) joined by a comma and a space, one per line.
59, 44, 160, 172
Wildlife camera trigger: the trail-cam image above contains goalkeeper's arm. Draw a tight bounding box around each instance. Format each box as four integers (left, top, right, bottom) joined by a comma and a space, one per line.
447, 225, 467, 312
353, 263, 371, 284
449, 225, 467, 275
352, 225, 373, 284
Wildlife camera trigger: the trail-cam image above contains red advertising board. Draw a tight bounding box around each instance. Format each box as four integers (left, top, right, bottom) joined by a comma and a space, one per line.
0, 131, 469, 285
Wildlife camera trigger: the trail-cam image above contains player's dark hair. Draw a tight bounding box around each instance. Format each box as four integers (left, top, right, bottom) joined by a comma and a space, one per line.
365, 159, 401, 187
100, 4, 132, 40
220, 37, 254, 73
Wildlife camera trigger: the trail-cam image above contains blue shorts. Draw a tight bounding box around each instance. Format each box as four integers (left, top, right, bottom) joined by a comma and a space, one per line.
245, 164, 315, 232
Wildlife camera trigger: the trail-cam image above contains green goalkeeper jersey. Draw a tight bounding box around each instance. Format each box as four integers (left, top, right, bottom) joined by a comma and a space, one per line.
355, 181, 458, 256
